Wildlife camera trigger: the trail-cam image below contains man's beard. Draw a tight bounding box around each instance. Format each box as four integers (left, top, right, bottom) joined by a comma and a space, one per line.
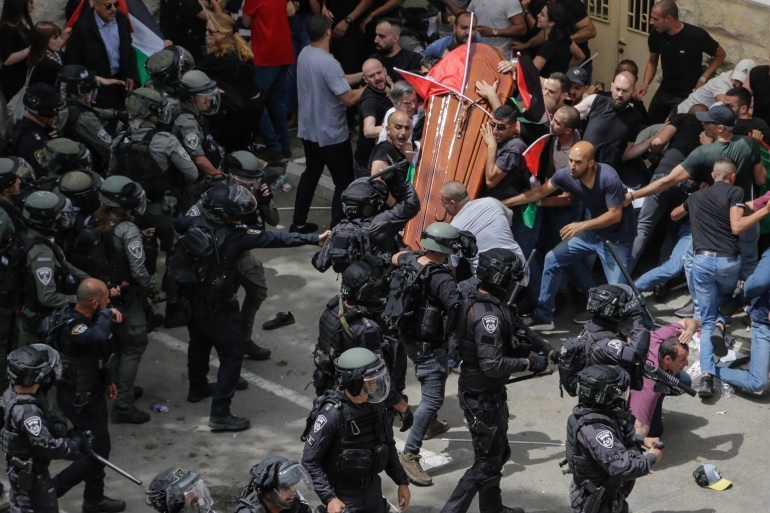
612, 98, 630, 111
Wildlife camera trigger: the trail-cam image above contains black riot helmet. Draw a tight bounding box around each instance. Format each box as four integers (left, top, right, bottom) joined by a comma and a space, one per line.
42, 138, 93, 175
247, 457, 313, 510
334, 347, 390, 403
99, 175, 147, 215
340, 255, 388, 305
146, 467, 213, 513
201, 183, 257, 223
223, 151, 265, 193
58, 170, 103, 211
476, 248, 524, 296
0, 157, 35, 191
7, 344, 63, 388
145, 45, 195, 93
24, 83, 67, 122
575, 365, 630, 407
420, 222, 461, 255
23, 190, 67, 232
587, 284, 634, 321
341, 178, 388, 219
57, 64, 99, 101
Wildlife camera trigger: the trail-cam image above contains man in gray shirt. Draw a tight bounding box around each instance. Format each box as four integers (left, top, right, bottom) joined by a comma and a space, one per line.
291, 15, 364, 233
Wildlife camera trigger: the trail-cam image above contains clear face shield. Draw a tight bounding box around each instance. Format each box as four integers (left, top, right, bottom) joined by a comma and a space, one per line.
181, 478, 214, 513
31, 344, 63, 381
193, 88, 220, 116
230, 185, 258, 216
230, 174, 263, 196
59, 197, 75, 229
271, 462, 314, 510
360, 359, 391, 404
52, 105, 69, 132
133, 188, 147, 216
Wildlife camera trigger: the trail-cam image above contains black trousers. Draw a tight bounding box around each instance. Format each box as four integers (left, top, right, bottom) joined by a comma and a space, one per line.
333, 474, 387, 513
9, 466, 59, 513
647, 88, 685, 125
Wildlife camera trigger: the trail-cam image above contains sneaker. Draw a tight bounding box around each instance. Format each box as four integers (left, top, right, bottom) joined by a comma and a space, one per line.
82, 496, 126, 513
209, 414, 251, 431
237, 376, 249, 391
243, 340, 271, 360
423, 418, 449, 440
698, 375, 714, 399
521, 315, 555, 331
711, 323, 728, 357
111, 406, 150, 425
399, 452, 433, 486
289, 223, 319, 234
572, 310, 592, 325
262, 311, 295, 330
187, 383, 215, 403
675, 300, 694, 318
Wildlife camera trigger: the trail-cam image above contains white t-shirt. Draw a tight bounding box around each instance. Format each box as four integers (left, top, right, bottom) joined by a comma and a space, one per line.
468, 0, 522, 55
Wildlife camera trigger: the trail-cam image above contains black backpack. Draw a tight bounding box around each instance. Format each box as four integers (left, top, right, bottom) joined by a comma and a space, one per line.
315, 218, 374, 273
557, 329, 617, 397
37, 307, 73, 349
0, 234, 32, 309
382, 253, 433, 332
110, 128, 173, 198
66, 217, 122, 286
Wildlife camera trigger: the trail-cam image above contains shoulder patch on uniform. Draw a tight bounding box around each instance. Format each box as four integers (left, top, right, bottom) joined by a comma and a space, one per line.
178, 147, 191, 161
595, 430, 614, 449
188, 205, 201, 216
246, 229, 261, 235
482, 315, 498, 334
313, 415, 327, 433
184, 133, 199, 150
71, 323, 88, 335
607, 339, 623, 355
23, 416, 42, 436
98, 128, 112, 143
127, 239, 144, 260
306, 434, 316, 446
36, 267, 53, 286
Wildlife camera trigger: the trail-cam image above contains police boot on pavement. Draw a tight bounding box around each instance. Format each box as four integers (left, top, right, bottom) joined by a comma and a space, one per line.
302, 347, 411, 513
235, 457, 314, 513
145, 467, 215, 513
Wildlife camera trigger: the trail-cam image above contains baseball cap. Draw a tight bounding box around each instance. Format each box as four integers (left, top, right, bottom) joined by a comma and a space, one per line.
567, 67, 588, 86
731, 59, 756, 84
693, 464, 732, 491
695, 105, 736, 128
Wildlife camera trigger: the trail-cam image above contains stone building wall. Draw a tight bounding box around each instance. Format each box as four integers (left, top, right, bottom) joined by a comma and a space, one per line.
4, 0, 161, 28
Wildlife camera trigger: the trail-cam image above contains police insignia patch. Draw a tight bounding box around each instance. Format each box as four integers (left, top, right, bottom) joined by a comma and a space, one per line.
607, 339, 623, 355
306, 434, 316, 446
71, 324, 88, 335
128, 240, 144, 259
482, 315, 498, 334
24, 416, 42, 436
184, 133, 200, 150
178, 147, 191, 161
596, 430, 614, 449
36, 267, 53, 286
313, 415, 327, 433
98, 128, 112, 143
246, 229, 261, 235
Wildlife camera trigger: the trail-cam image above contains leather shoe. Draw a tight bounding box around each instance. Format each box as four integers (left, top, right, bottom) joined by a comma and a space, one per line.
209, 414, 250, 431
262, 311, 295, 330
289, 222, 318, 234
187, 383, 215, 403
237, 376, 249, 391
711, 323, 728, 357
111, 406, 150, 425
243, 340, 271, 360
82, 496, 126, 513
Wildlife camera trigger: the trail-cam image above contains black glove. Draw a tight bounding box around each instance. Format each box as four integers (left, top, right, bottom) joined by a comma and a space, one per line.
114, 110, 130, 123
257, 186, 274, 204
79, 430, 94, 454
549, 350, 560, 365
527, 354, 548, 374
620, 298, 643, 319
52, 420, 68, 438
399, 407, 414, 432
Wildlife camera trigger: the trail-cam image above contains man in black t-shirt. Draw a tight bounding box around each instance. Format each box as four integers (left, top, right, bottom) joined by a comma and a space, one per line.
372, 18, 423, 83
721, 87, 770, 142
369, 110, 411, 175
354, 59, 393, 176
636, 0, 725, 124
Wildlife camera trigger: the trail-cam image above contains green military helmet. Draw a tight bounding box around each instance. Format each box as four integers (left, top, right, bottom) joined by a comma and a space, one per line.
99, 175, 147, 215
223, 150, 265, 192
334, 347, 390, 403
178, 70, 220, 115
420, 222, 461, 255
58, 169, 103, 210
0, 157, 34, 190
126, 87, 168, 120
23, 190, 67, 231
42, 138, 93, 175
145, 45, 195, 93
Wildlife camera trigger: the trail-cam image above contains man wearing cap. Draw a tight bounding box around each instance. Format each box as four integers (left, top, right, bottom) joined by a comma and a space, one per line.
566, 66, 588, 105
677, 59, 756, 114
625, 105, 765, 281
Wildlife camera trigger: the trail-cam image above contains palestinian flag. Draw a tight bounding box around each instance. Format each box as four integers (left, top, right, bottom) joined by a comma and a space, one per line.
521, 133, 551, 228
67, 0, 165, 85
395, 35, 471, 106
510, 53, 545, 124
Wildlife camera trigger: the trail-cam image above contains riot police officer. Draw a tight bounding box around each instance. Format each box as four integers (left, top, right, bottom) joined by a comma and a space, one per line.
441, 249, 554, 513
145, 467, 215, 513
58, 64, 125, 170
1, 344, 83, 513
19, 191, 88, 345
12, 83, 69, 178
302, 347, 411, 513
565, 365, 662, 513
170, 70, 225, 180
89, 176, 154, 424
55, 169, 104, 257
145, 45, 195, 96
110, 86, 198, 253
38, 138, 94, 191
171, 183, 329, 431
49, 278, 126, 513
387, 222, 462, 486
235, 457, 314, 513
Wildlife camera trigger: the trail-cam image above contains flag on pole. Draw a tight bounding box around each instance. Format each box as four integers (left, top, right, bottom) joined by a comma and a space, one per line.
511, 53, 545, 123
395, 41, 470, 105
67, 0, 165, 85
520, 133, 551, 228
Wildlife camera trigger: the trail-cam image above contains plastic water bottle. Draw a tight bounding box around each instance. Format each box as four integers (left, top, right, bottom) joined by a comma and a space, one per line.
151, 403, 169, 413
271, 173, 288, 191
281, 180, 292, 192
720, 383, 734, 399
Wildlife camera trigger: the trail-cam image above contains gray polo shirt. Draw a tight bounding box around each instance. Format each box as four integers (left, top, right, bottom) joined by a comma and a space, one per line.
297, 46, 350, 147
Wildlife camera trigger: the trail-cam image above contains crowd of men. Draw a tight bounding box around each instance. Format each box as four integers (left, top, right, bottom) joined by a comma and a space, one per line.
0, 0, 769, 511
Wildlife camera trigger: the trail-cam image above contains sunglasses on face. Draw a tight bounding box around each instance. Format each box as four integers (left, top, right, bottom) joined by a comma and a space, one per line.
99, 1, 119, 9
493, 123, 512, 131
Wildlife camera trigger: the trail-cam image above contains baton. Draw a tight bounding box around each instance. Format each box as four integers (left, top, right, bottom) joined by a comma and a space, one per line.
442, 438, 565, 446
604, 241, 659, 328
505, 249, 536, 310
369, 159, 410, 182
90, 450, 143, 486
507, 367, 553, 384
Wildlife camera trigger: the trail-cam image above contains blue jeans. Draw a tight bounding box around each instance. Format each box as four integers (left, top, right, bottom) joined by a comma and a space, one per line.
635, 222, 691, 292
512, 206, 542, 309
254, 64, 290, 153
744, 247, 770, 300
535, 232, 632, 322
539, 204, 593, 295
739, 223, 760, 278
715, 322, 770, 392
404, 350, 448, 455
288, 14, 310, 115
692, 254, 741, 375
682, 243, 700, 321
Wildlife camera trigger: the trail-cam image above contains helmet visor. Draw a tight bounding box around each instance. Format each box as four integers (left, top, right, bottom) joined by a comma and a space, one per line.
30, 344, 62, 381
13, 157, 36, 183
230, 175, 262, 195
181, 479, 214, 513
194, 89, 220, 115
274, 462, 313, 509
134, 189, 147, 216
361, 361, 390, 403
59, 197, 75, 229
231, 185, 257, 216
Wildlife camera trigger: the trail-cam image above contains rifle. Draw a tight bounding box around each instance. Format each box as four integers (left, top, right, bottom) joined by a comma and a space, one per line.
642, 364, 697, 397
604, 241, 659, 329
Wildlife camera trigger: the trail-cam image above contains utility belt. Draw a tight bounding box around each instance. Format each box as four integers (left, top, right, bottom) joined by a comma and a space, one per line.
8, 456, 35, 491
406, 341, 446, 359
461, 388, 506, 404
577, 480, 624, 513
334, 472, 375, 489
334, 444, 389, 483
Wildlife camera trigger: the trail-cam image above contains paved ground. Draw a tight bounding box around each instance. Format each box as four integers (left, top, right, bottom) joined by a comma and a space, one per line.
13, 172, 764, 513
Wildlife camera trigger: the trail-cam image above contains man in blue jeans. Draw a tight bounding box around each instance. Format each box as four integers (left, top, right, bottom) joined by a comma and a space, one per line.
503, 141, 637, 331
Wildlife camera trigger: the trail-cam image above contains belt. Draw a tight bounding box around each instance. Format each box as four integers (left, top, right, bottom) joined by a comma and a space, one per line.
695, 250, 738, 258
461, 389, 506, 403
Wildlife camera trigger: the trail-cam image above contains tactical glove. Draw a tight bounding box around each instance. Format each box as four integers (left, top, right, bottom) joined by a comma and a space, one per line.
399, 407, 414, 432
528, 353, 549, 374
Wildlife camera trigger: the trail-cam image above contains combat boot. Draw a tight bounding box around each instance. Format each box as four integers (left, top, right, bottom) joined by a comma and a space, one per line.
209, 414, 250, 431
111, 406, 150, 424
243, 340, 271, 360
82, 496, 126, 513
399, 451, 433, 486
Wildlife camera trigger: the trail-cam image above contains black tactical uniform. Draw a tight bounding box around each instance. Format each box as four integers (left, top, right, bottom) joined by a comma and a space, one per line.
442, 249, 552, 513
1, 345, 81, 513
565, 366, 659, 513
49, 306, 116, 507
234, 456, 314, 513
12, 117, 53, 178
11, 84, 68, 179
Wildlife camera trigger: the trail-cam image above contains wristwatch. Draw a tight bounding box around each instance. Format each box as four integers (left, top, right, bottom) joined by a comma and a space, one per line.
492, 29, 498, 36
345, 16, 353, 24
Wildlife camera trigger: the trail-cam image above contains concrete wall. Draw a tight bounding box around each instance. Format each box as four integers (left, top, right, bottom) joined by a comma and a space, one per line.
1, 0, 160, 28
